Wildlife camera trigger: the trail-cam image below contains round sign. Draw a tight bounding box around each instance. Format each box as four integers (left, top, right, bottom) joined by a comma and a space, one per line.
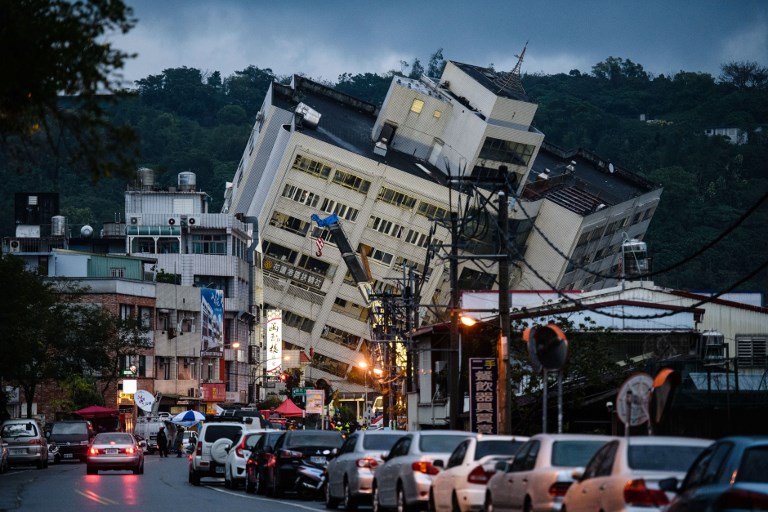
134, 390, 155, 412
616, 373, 653, 427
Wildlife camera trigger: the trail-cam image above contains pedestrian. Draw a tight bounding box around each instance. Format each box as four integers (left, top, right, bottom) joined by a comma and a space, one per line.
173, 427, 184, 457
157, 426, 169, 458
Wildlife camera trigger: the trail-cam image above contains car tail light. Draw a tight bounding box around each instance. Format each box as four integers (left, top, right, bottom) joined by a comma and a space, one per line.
195, 441, 202, 454
266, 454, 276, 468
718, 488, 768, 508
412, 461, 440, 475
29, 438, 42, 445
236, 438, 247, 458
623, 479, 669, 507
467, 465, 492, 484
125, 447, 135, 454
89, 447, 99, 455
356, 458, 378, 469
246, 458, 255, 467
548, 481, 571, 497
280, 449, 303, 459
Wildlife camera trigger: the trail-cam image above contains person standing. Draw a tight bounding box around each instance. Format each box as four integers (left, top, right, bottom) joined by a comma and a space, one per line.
157, 426, 169, 458
173, 427, 184, 457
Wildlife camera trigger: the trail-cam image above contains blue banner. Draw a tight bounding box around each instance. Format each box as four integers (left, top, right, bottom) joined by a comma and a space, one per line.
201, 288, 224, 356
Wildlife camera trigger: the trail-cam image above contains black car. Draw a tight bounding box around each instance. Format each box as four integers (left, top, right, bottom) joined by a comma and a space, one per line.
264, 430, 344, 498
660, 435, 768, 511
47, 420, 92, 462
245, 431, 285, 494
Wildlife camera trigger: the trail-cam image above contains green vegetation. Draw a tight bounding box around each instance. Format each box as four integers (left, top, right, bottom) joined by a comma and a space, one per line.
1, 50, 766, 296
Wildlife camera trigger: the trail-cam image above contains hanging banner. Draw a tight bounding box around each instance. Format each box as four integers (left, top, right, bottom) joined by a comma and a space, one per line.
265, 309, 283, 376
201, 288, 224, 357
305, 389, 325, 415
469, 357, 498, 434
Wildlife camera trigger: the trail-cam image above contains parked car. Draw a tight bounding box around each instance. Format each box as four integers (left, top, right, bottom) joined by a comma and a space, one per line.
483, 433, 614, 512
47, 420, 92, 462
430, 434, 529, 512
182, 430, 198, 453
245, 430, 285, 494
325, 430, 407, 510
86, 432, 144, 475
562, 436, 712, 512
660, 435, 768, 511
264, 429, 344, 498
224, 430, 274, 489
188, 419, 261, 486
0, 419, 48, 469
372, 430, 476, 512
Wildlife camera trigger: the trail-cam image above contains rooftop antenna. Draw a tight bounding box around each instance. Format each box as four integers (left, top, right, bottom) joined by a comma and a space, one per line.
495, 41, 528, 97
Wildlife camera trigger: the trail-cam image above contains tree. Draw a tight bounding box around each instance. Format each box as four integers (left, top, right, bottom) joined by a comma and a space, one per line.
719, 61, 768, 90
0, 0, 140, 180
426, 48, 446, 79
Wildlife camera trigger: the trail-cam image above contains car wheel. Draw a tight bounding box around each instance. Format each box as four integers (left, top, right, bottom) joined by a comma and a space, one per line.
523, 497, 533, 512
139, 461, 144, 475
224, 466, 232, 488
483, 493, 493, 512
86, 466, 97, 475
256, 470, 266, 495
343, 478, 358, 511
246, 470, 256, 494
189, 469, 201, 486
396, 483, 412, 512
451, 493, 461, 512
325, 477, 340, 509
372, 484, 382, 512
428, 491, 437, 512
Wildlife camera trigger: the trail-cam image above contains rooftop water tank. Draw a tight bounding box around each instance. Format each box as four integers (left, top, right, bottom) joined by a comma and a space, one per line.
51, 215, 66, 236
178, 172, 196, 191
137, 167, 155, 190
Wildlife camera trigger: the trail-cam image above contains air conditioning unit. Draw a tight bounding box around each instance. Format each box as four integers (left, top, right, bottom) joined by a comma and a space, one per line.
186, 215, 200, 226
167, 216, 180, 226
8, 240, 21, 253
129, 215, 142, 225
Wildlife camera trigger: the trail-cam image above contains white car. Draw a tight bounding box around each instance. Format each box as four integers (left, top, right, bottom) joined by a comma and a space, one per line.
562, 436, 712, 512
484, 433, 614, 512
325, 430, 406, 510
223, 430, 271, 489
373, 431, 476, 512
188, 418, 262, 486
430, 434, 529, 512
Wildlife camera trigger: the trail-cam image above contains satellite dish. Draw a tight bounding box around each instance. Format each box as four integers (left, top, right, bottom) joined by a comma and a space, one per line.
135, 390, 155, 413
80, 225, 94, 237
616, 373, 653, 427
608, 162, 615, 173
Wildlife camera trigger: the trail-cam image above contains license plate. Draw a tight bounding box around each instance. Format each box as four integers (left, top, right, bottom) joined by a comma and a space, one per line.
215, 466, 225, 474
64, 454, 73, 459
106, 449, 118, 454
10, 449, 24, 455
310, 456, 326, 464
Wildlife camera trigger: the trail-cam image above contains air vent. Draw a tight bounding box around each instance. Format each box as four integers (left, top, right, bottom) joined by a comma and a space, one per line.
8, 240, 21, 253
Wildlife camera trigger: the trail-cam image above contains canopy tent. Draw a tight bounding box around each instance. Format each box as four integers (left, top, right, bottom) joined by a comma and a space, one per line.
273, 398, 304, 417
74, 405, 120, 418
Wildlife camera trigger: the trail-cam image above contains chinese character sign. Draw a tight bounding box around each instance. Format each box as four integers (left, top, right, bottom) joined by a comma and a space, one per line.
201, 288, 224, 355
266, 309, 283, 376
470, 358, 498, 434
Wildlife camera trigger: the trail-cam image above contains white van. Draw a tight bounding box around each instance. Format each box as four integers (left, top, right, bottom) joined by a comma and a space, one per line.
133, 417, 166, 454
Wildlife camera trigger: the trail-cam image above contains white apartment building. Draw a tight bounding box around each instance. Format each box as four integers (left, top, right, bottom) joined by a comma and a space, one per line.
223, 60, 662, 392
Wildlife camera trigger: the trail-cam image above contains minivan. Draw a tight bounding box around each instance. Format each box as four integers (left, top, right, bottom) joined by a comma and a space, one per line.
0, 419, 48, 469
48, 420, 92, 462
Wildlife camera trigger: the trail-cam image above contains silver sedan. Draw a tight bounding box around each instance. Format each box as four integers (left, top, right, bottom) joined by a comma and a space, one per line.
86, 432, 144, 475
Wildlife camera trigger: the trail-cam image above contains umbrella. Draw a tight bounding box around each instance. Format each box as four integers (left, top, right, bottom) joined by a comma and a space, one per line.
74, 405, 120, 418
170, 410, 206, 427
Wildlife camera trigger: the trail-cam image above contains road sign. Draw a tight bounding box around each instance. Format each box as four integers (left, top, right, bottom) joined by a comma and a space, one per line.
291, 387, 308, 397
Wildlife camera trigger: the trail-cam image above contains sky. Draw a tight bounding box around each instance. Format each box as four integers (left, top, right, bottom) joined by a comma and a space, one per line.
114, 0, 768, 86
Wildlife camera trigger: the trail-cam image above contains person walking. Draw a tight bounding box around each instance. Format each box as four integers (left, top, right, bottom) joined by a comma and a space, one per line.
173, 427, 184, 457
157, 426, 169, 458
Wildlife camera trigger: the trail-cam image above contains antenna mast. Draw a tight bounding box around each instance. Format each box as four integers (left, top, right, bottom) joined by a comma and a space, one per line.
495, 41, 528, 97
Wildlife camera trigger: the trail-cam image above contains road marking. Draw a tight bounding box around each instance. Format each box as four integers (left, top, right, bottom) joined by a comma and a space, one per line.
76, 489, 118, 505
205, 486, 322, 511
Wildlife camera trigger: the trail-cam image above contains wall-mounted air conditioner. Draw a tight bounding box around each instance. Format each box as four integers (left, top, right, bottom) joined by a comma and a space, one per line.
186, 215, 200, 226
8, 240, 21, 253
167, 216, 180, 226
129, 215, 142, 225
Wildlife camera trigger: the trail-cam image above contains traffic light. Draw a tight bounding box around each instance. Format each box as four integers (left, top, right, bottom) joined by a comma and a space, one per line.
279, 372, 289, 383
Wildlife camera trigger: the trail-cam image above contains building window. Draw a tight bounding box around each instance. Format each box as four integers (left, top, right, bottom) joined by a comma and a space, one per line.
269, 211, 311, 236
320, 198, 359, 221
377, 187, 417, 209
359, 244, 393, 266
479, 136, 536, 168
157, 238, 179, 254
293, 154, 332, 178
132, 238, 154, 253
332, 170, 371, 194
282, 183, 321, 207
110, 267, 125, 278
191, 234, 227, 255
369, 216, 404, 238
416, 201, 449, 220
433, 110, 442, 118
120, 304, 133, 320
410, 99, 425, 113
737, 335, 767, 367
138, 307, 153, 329
405, 228, 430, 248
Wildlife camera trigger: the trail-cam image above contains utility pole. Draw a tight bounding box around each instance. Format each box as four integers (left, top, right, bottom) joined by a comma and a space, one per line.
498, 186, 512, 435
448, 211, 461, 430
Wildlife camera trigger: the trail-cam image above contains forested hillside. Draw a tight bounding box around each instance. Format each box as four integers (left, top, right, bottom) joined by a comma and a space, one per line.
1, 57, 766, 296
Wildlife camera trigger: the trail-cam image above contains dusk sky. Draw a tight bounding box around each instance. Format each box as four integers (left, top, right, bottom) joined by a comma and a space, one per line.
115, 0, 768, 86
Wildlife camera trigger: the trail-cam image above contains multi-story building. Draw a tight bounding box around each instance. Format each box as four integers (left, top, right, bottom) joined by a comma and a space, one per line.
223, 58, 662, 393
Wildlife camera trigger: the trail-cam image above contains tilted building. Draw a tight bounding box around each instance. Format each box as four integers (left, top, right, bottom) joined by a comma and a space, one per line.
223, 59, 662, 393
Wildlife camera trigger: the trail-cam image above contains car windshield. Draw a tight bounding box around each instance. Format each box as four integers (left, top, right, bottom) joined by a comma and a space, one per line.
285, 432, 342, 449
476, 440, 525, 460
418, 435, 470, 453
736, 446, 768, 483
1, 423, 38, 437
94, 433, 133, 445
51, 422, 88, 435
203, 425, 243, 443
551, 440, 607, 467
362, 434, 403, 451
629, 444, 707, 472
